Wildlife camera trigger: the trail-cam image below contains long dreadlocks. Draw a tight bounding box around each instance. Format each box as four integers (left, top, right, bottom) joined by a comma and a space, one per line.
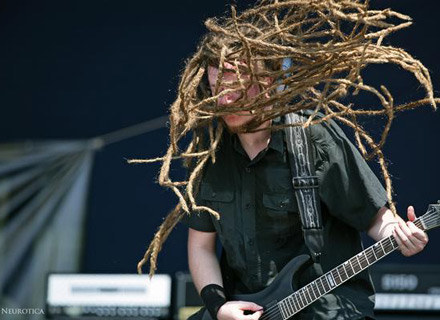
129, 0, 438, 276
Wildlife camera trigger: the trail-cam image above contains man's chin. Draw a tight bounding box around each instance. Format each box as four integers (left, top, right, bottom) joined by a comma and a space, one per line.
221, 118, 251, 134
225, 123, 246, 134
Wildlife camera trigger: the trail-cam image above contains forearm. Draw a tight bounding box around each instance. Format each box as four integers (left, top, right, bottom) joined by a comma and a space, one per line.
188, 229, 228, 319
188, 229, 223, 294
189, 247, 223, 293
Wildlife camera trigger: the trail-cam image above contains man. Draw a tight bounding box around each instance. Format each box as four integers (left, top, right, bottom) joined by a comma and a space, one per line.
133, 1, 436, 319
185, 61, 429, 320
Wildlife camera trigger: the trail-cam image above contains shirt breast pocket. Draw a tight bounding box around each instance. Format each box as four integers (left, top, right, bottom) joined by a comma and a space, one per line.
263, 193, 297, 213
199, 183, 239, 257
263, 193, 299, 245
200, 183, 234, 229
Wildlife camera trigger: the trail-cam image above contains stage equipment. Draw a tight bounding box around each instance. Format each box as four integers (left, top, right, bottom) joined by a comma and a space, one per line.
46, 273, 171, 319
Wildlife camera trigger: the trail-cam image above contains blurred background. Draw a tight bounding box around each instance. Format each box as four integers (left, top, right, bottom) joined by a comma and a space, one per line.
0, 0, 439, 319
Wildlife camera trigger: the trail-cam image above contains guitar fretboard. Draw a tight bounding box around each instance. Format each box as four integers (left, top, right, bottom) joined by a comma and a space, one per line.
276, 219, 423, 319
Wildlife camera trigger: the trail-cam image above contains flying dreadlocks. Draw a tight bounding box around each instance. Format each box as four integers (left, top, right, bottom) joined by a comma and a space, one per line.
130, 0, 438, 276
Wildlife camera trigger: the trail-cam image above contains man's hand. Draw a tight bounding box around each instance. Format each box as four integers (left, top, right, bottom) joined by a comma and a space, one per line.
217, 301, 263, 320
392, 206, 429, 257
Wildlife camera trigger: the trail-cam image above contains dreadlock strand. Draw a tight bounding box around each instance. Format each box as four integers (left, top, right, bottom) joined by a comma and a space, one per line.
135, 0, 438, 277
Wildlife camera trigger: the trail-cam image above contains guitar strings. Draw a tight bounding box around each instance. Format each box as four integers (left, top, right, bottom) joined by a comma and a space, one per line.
419, 215, 439, 229
260, 241, 396, 319
260, 239, 399, 319
258, 213, 437, 319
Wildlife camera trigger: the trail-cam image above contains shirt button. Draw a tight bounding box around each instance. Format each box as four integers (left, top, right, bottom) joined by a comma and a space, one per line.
211, 192, 216, 198
245, 167, 251, 173
279, 199, 288, 208
245, 203, 251, 209
248, 239, 254, 246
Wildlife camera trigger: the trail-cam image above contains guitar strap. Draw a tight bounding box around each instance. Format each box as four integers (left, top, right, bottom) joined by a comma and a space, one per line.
283, 112, 324, 272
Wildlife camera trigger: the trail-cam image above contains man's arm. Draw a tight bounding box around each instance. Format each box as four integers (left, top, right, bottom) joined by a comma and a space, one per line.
188, 228, 263, 320
367, 206, 429, 256
188, 228, 223, 291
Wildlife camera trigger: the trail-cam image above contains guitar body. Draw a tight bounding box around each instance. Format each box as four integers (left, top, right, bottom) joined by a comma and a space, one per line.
200, 254, 311, 320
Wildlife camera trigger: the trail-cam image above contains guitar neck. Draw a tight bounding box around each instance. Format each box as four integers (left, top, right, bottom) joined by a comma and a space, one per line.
277, 218, 425, 318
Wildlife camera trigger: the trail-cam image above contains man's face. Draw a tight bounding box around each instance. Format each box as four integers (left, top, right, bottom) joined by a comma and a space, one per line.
207, 61, 263, 132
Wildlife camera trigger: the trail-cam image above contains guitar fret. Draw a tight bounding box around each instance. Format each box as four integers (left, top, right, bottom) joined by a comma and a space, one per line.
302, 288, 310, 304
314, 280, 321, 296
347, 260, 354, 276
279, 302, 287, 320
293, 293, 301, 311
341, 263, 349, 279
285, 300, 291, 317
371, 246, 378, 260
390, 237, 397, 249
286, 296, 294, 314
289, 296, 298, 312
349, 258, 359, 274
335, 267, 343, 283
290, 295, 300, 312
345, 261, 354, 277
326, 272, 336, 288
355, 255, 362, 270
365, 248, 373, 264
297, 292, 304, 309
309, 283, 317, 300
374, 243, 384, 258
321, 276, 330, 292
385, 238, 394, 254
298, 290, 305, 307
302, 289, 308, 305
306, 286, 313, 302
356, 256, 362, 271
301, 287, 310, 304
359, 252, 368, 269
292, 296, 298, 313
317, 277, 324, 293
379, 240, 386, 255
386, 238, 395, 251
319, 279, 325, 294
298, 291, 305, 308
291, 296, 297, 314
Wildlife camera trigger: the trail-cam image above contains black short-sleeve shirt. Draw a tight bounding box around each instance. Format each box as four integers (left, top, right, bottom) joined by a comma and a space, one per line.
183, 116, 388, 320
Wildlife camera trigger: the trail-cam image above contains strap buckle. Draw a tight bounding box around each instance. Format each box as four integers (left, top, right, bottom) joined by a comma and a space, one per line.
292, 176, 319, 189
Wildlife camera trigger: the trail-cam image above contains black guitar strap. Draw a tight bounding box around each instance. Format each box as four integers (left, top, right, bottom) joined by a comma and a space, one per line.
283, 112, 324, 269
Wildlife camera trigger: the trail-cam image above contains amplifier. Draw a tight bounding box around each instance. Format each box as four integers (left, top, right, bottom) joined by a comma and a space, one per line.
174, 272, 203, 320
45, 274, 172, 319
371, 264, 440, 312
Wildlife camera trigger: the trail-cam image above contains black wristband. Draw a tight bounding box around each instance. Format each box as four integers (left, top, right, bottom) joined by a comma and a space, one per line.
200, 284, 227, 319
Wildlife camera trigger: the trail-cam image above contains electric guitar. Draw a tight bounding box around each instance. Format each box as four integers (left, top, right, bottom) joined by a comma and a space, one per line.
201, 201, 440, 320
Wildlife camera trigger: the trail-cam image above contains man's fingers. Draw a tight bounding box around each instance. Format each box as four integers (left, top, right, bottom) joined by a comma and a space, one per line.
390, 206, 428, 257
398, 220, 414, 242
244, 310, 263, 320
393, 219, 429, 256
393, 224, 416, 252
393, 228, 412, 256
407, 221, 429, 245
407, 205, 416, 222
238, 301, 263, 311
